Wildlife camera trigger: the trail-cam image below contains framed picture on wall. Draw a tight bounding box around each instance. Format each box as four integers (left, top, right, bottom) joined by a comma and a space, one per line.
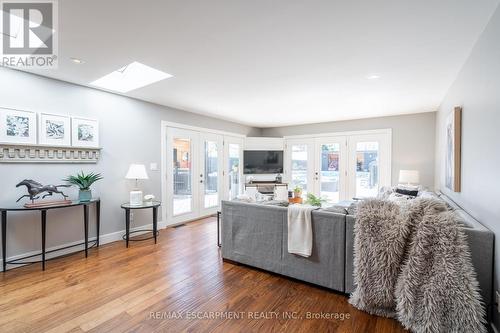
39, 113, 71, 146
0, 107, 37, 144
445, 106, 462, 192
71, 117, 99, 148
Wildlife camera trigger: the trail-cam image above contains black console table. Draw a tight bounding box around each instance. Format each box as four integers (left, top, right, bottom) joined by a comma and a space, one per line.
0, 198, 100, 272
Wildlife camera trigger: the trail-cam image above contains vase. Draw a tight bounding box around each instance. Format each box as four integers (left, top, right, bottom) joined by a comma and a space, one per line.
79, 189, 92, 202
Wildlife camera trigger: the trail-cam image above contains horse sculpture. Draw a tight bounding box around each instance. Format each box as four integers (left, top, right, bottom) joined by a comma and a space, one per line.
16, 179, 70, 203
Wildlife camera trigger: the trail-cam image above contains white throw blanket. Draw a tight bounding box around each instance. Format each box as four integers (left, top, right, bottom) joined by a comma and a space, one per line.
287, 204, 317, 257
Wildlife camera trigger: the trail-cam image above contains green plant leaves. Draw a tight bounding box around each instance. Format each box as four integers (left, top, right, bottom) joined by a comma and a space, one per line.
63, 171, 103, 190
304, 193, 327, 207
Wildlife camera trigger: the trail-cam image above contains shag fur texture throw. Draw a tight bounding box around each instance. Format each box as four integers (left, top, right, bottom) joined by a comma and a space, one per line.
349, 198, 486, 333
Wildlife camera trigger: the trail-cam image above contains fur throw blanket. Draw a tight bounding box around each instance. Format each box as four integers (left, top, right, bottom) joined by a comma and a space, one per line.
349, 198, 486, 333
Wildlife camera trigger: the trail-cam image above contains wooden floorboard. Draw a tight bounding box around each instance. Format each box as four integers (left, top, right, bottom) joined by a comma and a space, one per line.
0, 217, 407, 333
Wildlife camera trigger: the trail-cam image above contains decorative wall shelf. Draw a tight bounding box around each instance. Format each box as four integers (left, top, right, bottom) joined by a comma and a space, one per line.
0, 144, 101, 164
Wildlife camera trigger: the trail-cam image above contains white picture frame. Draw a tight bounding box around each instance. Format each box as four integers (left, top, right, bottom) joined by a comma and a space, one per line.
39, 113, 71, 146
445, 106, 462, 192
0, 107, 37, 144
72, 117, 99, 148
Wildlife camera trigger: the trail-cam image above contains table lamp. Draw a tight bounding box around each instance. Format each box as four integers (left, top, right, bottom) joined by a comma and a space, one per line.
125, 164, 149, 206
398, 170, 420, 185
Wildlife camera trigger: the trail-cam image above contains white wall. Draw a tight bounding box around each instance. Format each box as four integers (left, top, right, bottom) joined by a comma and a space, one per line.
0, 67, 258, 263
435, 4, 500, 328
262, 112, 436, 188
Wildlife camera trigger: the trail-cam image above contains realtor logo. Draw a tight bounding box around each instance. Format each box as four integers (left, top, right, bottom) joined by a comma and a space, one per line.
1, 0, 58, 68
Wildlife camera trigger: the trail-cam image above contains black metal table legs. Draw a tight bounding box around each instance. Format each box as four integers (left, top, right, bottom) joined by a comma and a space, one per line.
96, 201, 101, 247
153, 207, 158, 244
2, 211, 6, 272
217, 211, 221, 247
41, 210, 47, 270
83, 205, 89, 258
125, 208, 130, 248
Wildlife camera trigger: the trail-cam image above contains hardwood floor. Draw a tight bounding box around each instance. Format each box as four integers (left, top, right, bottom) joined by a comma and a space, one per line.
0, 217, 407, 333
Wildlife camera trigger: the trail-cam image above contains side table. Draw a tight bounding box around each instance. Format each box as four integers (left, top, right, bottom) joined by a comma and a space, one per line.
120, 201, 161, 247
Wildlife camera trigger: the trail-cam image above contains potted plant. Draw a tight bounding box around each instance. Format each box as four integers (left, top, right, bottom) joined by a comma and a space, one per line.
304, 193, 327, 207
293, 186, 303, 198
63, 171, 103, 202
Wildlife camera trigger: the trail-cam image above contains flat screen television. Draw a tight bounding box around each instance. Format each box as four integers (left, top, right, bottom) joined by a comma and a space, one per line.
244, 150, 283, 174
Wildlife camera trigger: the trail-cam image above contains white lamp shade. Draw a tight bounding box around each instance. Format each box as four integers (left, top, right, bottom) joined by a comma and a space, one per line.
399, 170, 420, 184
125, 164, 149, 180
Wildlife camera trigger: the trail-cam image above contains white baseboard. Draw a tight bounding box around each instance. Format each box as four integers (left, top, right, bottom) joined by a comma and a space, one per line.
99, 220, 167, 244
0, 221, 166, 270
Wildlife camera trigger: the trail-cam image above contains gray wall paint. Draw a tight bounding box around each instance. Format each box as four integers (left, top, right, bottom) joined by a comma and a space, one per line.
435, 4, 500, 328
0, 67, 258, 260
262, 112, 436, 188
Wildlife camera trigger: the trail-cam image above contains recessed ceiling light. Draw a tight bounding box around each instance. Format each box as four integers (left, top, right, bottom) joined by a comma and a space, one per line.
367, 74, 381, 80
90, 61, 173, 93
70, 58, 85, 64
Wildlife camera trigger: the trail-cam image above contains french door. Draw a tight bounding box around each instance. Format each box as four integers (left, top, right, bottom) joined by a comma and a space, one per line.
314, 136, 348, 202
165, 126, 243, 225
285, 139, 315, 196
347, 133, 391, 199
199, 133, 223, 216
167, 128, 199, 223
285, 131, 391, 203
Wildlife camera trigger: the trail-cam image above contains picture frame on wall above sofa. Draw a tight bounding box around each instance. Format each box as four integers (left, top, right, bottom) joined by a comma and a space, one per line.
72, 117, 99, 148
39, 113, 71, 146
0, 107, 37, 145
445, 106, 462, 192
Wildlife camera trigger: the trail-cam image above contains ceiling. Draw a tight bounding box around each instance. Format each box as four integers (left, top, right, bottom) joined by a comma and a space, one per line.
21, 0, 500, 127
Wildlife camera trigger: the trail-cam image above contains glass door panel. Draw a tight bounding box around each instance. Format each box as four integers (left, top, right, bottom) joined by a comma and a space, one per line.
167, 127, 199, 222
228, 143, 242, 200
285, 139, 314, 199
347, 133, 391, 200
355, 141, 379, 198
172, 137, 193, 216
224, 136, 244, 201
314, 137, 347, 204
203, 140, 219, 208
290, 144, 309, 195
319, 143, 341, 202
199, 133, 223, 215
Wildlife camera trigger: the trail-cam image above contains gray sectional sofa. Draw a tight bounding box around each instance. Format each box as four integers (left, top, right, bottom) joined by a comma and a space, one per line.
221, 197, 494, 316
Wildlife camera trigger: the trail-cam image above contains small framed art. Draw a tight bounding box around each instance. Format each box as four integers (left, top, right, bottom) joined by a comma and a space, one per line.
72, 117, 99, 148
0, 107, 37, 144
39, 113, 71, 146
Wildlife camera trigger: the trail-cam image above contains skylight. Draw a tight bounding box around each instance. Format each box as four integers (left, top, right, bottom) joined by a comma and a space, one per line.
90, 61, 173, 93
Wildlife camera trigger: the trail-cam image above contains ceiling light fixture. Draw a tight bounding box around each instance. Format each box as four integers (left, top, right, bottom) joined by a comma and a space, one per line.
70, 58, 85, 64
367, 74, 381, 80
90, 61, 173, 93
